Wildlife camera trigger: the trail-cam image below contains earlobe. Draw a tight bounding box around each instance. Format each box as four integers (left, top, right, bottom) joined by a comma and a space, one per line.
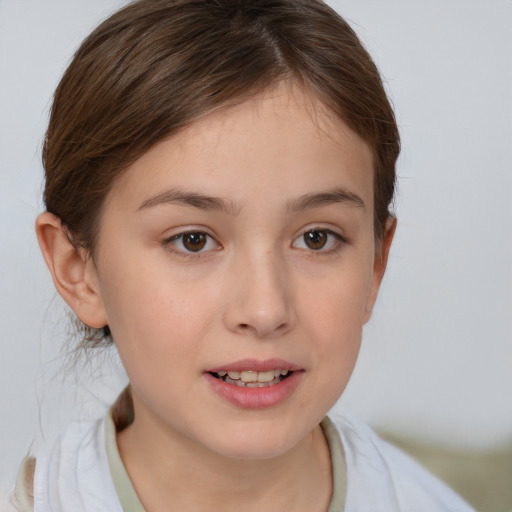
35, 212, 108, 329
363, 217, 397, 324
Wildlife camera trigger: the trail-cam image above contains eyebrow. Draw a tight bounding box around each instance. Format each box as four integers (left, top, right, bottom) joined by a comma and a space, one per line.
286, 187, 365, 212
137, 188, 240, 215
137, 186, 364, 215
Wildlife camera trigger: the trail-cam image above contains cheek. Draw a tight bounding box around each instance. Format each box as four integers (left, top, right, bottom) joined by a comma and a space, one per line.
302, 264, 372, 334
308, 293, 364, 375
97, 260, 220, 371
104, 285, 214, 408
298, 263, 373, 382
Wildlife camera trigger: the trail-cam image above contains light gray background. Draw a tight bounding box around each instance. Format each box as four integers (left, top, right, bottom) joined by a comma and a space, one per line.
1, 0, 511, 491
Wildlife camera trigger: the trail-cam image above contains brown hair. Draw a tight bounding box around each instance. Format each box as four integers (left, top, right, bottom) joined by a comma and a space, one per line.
42, 0, 400, 343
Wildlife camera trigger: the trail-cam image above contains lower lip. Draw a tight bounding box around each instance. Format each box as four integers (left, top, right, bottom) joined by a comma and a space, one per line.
204, 371, 303, 409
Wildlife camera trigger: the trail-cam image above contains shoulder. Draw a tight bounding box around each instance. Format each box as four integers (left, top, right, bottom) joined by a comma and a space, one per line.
6, 456, 35, 512
15, 418, 122, 512
327, 412, 475, 512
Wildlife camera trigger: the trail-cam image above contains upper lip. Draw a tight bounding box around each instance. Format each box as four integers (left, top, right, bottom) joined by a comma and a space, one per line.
206, 358, 302, 373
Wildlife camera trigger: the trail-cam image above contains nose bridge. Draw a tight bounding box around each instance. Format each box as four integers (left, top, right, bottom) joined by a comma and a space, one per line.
224, 241, 294, 338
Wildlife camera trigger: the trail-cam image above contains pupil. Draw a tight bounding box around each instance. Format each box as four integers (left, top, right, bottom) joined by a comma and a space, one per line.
305, 230, 327, 250
183, 232, 206, 251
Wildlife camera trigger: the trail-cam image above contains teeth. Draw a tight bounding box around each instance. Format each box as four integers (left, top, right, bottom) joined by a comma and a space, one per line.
218, 369, 290, 385
256, 370, 276, 383
240, 371, 258, 382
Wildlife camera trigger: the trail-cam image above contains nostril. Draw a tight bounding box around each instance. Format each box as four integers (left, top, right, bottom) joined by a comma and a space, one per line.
237, 323, 259, 336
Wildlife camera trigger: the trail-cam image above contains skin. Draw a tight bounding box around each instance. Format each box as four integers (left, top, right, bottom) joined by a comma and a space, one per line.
36, 82, 395, 511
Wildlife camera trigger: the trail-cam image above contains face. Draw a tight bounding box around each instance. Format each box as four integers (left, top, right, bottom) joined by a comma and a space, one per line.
89, 83, 390, 460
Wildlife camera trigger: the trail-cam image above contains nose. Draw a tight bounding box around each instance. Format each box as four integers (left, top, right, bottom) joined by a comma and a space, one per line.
223, 249, 296, 339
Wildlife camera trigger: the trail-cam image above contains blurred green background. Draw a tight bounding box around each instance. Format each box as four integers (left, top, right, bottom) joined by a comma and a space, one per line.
380, 431, 512, 512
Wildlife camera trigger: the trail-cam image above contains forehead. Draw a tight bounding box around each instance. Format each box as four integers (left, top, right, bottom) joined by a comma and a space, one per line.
106, 83, 374, 214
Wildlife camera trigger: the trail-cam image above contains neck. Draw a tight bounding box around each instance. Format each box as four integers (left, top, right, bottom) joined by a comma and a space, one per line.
116, 394, 332, 512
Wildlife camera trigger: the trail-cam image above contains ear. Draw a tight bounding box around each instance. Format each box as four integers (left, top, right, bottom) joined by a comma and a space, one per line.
35, 212, 108, 329
363, 217, 397, 324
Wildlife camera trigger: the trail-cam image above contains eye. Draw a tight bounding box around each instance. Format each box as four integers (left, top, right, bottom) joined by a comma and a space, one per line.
164, 231, 220, 254
292, 228, 345, 252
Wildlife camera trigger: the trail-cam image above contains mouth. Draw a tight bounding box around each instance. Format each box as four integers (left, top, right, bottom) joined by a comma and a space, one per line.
208, 369, 293, 388
205, 360, 303, 408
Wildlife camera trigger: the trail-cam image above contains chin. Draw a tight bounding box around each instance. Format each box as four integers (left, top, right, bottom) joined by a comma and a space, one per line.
199, 418, 312, 462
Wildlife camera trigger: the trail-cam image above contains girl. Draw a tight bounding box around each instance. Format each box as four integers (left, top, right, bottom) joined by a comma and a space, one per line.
11, 0, 474, 510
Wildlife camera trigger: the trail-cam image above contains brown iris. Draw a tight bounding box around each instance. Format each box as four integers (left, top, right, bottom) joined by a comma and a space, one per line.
182, 232, 207, 252
303, 230, 328, 250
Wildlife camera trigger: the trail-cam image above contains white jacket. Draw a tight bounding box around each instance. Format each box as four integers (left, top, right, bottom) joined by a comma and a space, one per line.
12, 411, 474, 512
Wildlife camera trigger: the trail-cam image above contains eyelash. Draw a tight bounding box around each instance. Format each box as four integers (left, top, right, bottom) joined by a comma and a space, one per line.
292, 228, 348, 254
162, 230, 221, 258
161, 227, 348, 258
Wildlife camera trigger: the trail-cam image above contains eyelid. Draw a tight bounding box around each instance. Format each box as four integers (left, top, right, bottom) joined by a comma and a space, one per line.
161, 225, 348, 257
161, 228, 222, 257
292, 226, 349, 253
